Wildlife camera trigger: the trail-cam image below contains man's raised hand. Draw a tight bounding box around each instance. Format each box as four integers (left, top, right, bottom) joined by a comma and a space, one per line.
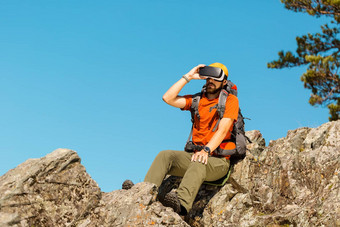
185, 64, 206, 81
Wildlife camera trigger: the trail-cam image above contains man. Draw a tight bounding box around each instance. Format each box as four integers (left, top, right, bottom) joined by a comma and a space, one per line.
144, 63, 239, 215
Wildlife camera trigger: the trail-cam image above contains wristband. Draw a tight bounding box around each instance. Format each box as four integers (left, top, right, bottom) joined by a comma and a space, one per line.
182, 75, 190, 83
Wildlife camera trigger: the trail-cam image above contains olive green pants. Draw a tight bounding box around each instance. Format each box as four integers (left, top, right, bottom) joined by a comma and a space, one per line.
144, 150, 230, 212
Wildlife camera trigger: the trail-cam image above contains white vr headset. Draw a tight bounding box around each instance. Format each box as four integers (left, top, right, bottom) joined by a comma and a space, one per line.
199, 66, 226, 81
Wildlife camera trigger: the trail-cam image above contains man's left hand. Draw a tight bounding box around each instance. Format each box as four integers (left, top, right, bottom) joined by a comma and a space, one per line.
191, 150, 209, 165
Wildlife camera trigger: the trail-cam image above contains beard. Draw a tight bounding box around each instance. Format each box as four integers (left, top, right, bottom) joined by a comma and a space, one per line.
206, 82, 223, 95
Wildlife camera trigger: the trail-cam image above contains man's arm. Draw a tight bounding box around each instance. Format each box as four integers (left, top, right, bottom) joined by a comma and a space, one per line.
192, 117, 234, 164
205, 118, 234, 152
162, 64, 205, 108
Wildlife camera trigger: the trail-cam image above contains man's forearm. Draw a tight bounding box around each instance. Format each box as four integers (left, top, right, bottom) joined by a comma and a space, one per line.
162, 76, 189, 104
162, 64, 205, 108
205, 118, 233, 152
191, 128, 227, 164
205, 130, 227, 152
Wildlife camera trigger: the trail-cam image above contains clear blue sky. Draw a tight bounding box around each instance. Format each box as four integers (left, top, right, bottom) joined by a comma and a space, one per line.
0, 1, 330, 192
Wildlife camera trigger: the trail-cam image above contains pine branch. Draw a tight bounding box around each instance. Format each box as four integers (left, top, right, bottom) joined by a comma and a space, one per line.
283, 0, 340, 17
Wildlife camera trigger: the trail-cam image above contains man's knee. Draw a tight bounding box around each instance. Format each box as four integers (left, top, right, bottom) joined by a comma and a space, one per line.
187, 161, 207, 179
157, 150, 175, 159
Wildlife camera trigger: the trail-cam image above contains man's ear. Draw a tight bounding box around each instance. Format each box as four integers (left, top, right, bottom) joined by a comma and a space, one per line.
223, 79, 227, 86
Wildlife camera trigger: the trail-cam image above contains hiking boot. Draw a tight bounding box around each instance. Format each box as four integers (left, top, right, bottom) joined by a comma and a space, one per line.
162, 191, 181, 214
122, 180, 134, 190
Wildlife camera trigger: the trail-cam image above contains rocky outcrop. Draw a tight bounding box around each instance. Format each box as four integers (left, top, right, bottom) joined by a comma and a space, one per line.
202, 120, 340, 226
0, 149, 101, 226
78, 182, 188, 226
0, 121, 339, 226
0, 149, 188, 227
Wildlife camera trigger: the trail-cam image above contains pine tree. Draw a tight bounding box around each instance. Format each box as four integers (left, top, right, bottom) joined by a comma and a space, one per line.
268, 0, 340, 121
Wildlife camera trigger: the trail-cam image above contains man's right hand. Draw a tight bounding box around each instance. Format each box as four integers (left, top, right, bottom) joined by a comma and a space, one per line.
191, 149, 209, 165
185, 64, 206, 81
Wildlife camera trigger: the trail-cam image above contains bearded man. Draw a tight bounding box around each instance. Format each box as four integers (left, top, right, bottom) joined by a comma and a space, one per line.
144, 63, 239, 215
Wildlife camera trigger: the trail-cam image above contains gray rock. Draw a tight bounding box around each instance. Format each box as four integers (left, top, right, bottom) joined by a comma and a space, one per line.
80, 182, 188, 226
0, 148, 101, 226
0, 120, 339, 226
0, 149, 188, 227
201, 120, 340, 226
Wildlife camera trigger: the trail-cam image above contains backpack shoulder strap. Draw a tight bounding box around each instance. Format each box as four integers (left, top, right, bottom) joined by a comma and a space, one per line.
190, 85, 205, 123
217, 89, 229, 118
187, 86, 205, 143
211, 80, 238, 132
225, 80, 238, 96
190, 92, 201, 123
212, 89, 229, 132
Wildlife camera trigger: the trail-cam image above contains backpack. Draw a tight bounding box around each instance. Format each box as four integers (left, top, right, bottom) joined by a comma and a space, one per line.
185, 80, 250, 164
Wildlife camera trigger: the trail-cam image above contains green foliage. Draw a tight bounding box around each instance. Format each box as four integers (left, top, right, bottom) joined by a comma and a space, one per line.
268, 0, 340, 121
328, 99, 340, 120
